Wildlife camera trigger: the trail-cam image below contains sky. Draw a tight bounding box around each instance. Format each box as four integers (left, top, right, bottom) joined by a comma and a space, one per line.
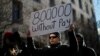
93, 0, 100, 21
93, 0, 100, 34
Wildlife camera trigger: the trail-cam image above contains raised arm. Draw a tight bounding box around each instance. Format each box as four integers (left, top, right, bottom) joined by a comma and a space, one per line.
67, 25, 78, 52
27, 31, 43, 56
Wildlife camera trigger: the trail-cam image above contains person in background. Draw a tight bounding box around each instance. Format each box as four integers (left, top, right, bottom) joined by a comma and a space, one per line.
11, 30, 28, 56
75, 33, 97, 56
2, 31, 28, 56
2, 32, 13, 56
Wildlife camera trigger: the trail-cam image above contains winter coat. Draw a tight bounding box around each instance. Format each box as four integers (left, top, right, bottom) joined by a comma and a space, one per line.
77, 46, 97, 56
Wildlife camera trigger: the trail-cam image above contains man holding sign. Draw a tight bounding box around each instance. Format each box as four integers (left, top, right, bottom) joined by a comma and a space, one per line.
27, 24, 78, 56
28, 3, 78, 56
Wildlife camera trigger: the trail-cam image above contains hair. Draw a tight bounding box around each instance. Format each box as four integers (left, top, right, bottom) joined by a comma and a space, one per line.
3, 32, 13, 45
76, 33, 86, 46
4, 32, 13, 38
76, 33, 84, 38
49, 32, 60, 38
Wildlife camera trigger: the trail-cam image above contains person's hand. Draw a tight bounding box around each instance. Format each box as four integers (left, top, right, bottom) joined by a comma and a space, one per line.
69, 24, 75, 31
27, 30, 31, 37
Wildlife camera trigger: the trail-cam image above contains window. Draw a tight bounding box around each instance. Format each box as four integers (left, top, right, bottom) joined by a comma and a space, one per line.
0, 7, 2, 19
80, 14, 84, 24
79, 0, 82, 9
33, 8, 38, 11
34, 0, 41, 3
87, 19, 91, 28
72, 9, 76, 21
90, 0, 92, 4
86, 3, 89, 14
61, 1, 65, 4
87, 18, 89, 26
12, 0, 22, 23
91, 8, 95, 19
71, 0, 75, 3
49, 0, 55, 7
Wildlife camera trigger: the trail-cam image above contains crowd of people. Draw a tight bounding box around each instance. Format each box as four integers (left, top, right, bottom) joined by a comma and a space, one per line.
0, 25, 97, 56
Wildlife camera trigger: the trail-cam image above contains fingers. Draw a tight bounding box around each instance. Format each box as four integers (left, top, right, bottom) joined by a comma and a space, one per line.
69, 24, 75, 31
27, 30, 31, 37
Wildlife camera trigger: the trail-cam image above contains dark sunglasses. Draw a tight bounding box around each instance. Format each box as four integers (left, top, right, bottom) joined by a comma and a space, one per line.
49, 36, 57, 39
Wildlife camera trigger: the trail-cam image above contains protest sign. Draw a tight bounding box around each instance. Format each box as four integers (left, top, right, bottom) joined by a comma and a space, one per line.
30, 3, 73, 36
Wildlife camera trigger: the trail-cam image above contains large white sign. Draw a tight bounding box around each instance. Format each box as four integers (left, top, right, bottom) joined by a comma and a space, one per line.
30, 3, 73, 36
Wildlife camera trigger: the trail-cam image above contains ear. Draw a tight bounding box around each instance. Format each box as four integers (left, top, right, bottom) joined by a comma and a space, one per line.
57, 37, 60, 41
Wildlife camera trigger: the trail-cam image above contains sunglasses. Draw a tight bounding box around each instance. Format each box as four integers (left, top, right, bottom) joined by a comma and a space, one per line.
49, 36, 57, 39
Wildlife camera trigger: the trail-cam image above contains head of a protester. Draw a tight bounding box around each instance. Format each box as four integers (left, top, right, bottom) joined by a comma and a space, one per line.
11, 31, 22, 55
49, 32, 60, 47
3, 32, 13, 46
76, 33, 86, 47
3, 30, 22, 56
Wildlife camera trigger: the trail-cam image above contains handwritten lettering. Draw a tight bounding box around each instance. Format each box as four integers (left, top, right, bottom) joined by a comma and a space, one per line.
30, 3, 72, 36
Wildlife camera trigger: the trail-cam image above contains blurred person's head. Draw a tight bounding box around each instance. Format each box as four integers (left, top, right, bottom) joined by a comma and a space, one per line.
3, 31, 22, 49
76, 33, 86, 47
4, 32, 22, 56
49, 32, 60, 45
3, 32, 13, 45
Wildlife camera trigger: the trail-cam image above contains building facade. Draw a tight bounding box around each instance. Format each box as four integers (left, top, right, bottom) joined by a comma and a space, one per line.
0, 0, 99, 55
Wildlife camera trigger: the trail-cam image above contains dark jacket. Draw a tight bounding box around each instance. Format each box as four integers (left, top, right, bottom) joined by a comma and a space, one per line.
27, 30, 78, 56
77, 46, 97, 56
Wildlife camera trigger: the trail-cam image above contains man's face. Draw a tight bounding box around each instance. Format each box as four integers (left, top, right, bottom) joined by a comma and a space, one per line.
49, 34, 60, 45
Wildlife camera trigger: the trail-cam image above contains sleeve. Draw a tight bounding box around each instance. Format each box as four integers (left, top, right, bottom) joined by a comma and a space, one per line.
27, 37, 43, 56
27, 37, 35, 56
67, 30, 78, 52
89, 47, 97, 56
